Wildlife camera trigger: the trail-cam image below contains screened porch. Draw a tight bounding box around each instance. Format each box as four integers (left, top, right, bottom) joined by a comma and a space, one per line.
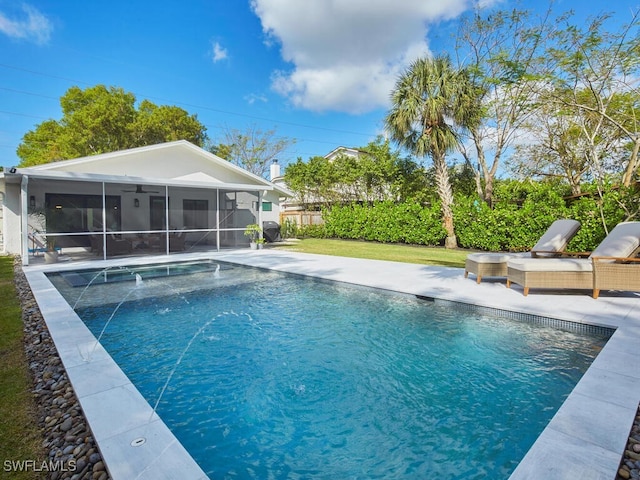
24, 177, 264, 263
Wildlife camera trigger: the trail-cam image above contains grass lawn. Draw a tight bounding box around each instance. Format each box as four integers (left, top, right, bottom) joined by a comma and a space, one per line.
0, 256, 44, 480
272, 238, 469, 268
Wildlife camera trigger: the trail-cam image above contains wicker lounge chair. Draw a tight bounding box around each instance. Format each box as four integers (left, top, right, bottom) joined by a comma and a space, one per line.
464, 219, 581, 283
506, 221, 640, 297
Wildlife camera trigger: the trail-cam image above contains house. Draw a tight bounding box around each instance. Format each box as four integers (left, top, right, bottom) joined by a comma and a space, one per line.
1, 140, 293, 265
323, 146, 367, 162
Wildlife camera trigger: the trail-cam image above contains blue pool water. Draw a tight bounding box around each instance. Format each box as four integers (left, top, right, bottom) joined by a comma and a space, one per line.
51, 262, 609, 479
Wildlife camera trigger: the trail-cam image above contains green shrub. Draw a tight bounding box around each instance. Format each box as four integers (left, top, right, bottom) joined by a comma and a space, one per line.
322, 201, 445, 246
302, 180, 634, 252
297, 224, 327, 238
280, 218, 299, 239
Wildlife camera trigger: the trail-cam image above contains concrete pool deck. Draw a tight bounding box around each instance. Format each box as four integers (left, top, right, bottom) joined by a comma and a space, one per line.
22, 249, 640, 479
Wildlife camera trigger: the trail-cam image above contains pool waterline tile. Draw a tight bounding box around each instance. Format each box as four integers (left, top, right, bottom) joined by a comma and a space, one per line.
23, 249, 640, 480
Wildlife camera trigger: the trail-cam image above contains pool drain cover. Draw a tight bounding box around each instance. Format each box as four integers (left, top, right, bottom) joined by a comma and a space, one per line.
131, 437, 146, 447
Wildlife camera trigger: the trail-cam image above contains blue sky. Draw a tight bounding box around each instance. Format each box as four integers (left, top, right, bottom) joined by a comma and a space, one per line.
1, 0, 639, 170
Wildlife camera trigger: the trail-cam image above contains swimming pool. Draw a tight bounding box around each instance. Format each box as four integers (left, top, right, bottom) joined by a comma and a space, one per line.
48, 261, 610, 479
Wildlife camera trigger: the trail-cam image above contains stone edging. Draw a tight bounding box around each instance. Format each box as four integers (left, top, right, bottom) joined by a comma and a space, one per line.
13, 257, 110, 480
617, 409, 640, 480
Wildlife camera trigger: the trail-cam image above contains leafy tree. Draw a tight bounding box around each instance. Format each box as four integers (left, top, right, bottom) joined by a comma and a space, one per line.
17, 85, 207, 166
509, 94, 590, 196
210, 124, 295, 178
356, 137, 428, 203
16, 120, 66, 166
384, 55, 478, 248
544, 10, 640, 188
285, 155, 341, 206
283, 137, 428, 207
133, 100, 207, 146
454, 8, 556, 205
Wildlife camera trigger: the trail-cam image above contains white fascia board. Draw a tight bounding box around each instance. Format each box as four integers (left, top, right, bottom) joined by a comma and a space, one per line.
15, 169, 273, 191
23, 140, 290, 194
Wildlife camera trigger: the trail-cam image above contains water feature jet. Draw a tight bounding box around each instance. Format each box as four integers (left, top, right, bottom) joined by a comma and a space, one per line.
148, 311, 250, 423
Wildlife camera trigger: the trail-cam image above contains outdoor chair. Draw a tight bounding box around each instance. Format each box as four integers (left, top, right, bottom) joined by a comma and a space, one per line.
157, 229, 187, 252
464, 219, 581, 283
169, 229, 187, 251
90, 233, 133, 256
506, 221, 640, 298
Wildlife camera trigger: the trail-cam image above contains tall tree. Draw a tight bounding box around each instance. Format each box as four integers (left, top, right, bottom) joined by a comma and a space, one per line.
17, 85, 207, 166
510, 87, 625, 195
454, 8, 556, 204
544, 10, 640, 188
385, 55, 478, 248
210, 124, 295, 179
133, 100, 208, 146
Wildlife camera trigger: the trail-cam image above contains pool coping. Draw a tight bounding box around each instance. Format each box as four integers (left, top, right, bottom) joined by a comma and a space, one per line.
22, 249, 640, 479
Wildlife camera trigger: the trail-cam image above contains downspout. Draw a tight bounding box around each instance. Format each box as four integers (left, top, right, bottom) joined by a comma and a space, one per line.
21, 175, 29, 266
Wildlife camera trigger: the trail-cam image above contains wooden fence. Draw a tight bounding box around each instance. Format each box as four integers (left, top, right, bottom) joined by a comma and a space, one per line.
280, 210, 324, 226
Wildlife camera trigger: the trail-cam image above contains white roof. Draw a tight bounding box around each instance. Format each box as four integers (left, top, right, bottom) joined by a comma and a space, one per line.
11, 140, 293, 196
323, 146, 367, 161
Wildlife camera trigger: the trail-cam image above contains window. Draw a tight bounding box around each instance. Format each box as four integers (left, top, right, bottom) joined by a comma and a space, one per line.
45, 193, 121, 232
183, 199, 208, 229
262, 201, 273, 212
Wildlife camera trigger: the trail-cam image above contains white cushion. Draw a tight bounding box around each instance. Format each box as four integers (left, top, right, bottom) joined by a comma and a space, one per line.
531, 219, 581, 256
467, 253, 515, 264
507, 257, 593, 272
590, 222, 640, 259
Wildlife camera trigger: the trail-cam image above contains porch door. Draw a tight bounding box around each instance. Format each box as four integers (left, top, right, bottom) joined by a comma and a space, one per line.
150, 196, 166, 230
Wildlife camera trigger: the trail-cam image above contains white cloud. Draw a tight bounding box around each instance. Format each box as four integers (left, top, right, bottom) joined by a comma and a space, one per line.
0, 4, 53, 45
244, 93, 268, 105
211, 41, 228, 62
251, 0, 470, 114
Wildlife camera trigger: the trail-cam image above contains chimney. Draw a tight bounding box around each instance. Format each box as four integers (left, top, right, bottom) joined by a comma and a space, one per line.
270, 159, 281, 181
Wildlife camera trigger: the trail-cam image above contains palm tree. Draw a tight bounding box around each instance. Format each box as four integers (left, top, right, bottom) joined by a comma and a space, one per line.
385, 55, 478, 248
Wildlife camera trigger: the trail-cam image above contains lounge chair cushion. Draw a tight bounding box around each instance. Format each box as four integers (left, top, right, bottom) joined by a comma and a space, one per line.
589, 222, 640, 259
507, 257, 592, 272
531, 219, 581, 257
466, 253, 515, 264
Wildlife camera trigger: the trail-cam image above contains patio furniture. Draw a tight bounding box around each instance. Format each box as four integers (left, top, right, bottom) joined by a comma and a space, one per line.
592, 255, 640, 299
157, 229, 187, 252
90, 233, 133, 256
169, 229, 186, 251
464, 219, 581, 283
506, 221, 640, 297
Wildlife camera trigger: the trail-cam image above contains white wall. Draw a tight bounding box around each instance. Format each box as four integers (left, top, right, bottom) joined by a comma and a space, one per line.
3, 182, 22, 254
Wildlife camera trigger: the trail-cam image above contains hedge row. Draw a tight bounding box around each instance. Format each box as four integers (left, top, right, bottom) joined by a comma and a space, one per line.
296, 183, 635, 252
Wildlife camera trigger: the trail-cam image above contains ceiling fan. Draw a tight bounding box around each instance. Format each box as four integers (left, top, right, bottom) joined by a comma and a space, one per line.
121, 185, 160, 194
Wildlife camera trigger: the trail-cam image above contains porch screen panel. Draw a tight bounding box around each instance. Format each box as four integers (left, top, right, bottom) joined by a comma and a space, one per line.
169, 186, 218, 252
98, 182, 160, 257
219, 190, 259, 247
104, 182, 161, 233
27, 179, 105, 249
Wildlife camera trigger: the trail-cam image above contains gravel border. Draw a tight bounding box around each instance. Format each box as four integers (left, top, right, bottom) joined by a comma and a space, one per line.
617, 407, 640, 480
13, 257, 110, 480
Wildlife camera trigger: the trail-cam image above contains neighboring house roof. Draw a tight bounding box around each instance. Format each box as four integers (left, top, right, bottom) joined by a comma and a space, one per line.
323, 146, 368, 161
6, 140, 293, 196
